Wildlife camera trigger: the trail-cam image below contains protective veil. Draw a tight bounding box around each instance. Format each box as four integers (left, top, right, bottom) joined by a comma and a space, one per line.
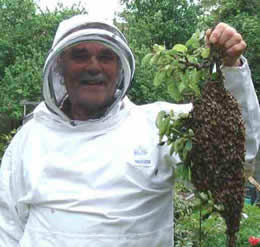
0, 15, 260, 247
43, 15, 135, 122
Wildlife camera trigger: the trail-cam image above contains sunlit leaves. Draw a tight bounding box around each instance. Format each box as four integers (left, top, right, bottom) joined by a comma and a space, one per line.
156, 109, 194, 172
201, 47, 210, 58
141, 53, 153, 66
120, 0, 203, 105
141, 29, 211, 103
168, 82, 182, 102
153, 70, 167, 87
172, 44, 188, 53
185, 30, 204, 49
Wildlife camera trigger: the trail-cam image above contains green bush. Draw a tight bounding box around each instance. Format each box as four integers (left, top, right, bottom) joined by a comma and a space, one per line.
174, 183, 260, 246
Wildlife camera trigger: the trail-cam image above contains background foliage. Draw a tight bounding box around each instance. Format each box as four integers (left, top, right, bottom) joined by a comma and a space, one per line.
0, 0, 86, 125
174, 183, 260, 246
119, 0, 260, 103
119, 0, 202, 104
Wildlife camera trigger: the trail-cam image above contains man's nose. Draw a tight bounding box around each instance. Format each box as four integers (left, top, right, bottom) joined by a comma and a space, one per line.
86, 56, 102, 75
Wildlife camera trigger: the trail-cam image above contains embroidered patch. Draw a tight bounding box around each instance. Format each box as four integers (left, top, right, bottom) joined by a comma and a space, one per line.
133, 146, 151, 167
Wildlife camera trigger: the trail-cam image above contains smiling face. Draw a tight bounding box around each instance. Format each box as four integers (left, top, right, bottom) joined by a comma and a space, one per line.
60, 42, 120, 120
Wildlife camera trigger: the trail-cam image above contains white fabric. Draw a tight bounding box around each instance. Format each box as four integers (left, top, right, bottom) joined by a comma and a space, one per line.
51, 15, 124, 49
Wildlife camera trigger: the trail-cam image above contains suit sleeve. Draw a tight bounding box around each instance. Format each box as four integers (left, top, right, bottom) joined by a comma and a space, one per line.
0, 143, 25, 246
223, 56, 260, 161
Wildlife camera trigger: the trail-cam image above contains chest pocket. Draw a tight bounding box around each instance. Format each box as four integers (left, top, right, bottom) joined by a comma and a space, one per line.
119, 141, 174, 192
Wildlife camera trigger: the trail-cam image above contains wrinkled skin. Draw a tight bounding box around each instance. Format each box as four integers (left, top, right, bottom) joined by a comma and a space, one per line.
60, 42, 120, 120
206, 22, 247, 67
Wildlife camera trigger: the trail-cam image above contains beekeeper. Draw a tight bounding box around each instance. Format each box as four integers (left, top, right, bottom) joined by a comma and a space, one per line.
0, 15, 259, 247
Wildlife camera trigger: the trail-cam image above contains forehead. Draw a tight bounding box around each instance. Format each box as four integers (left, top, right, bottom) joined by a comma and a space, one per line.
66, 42, 116, 55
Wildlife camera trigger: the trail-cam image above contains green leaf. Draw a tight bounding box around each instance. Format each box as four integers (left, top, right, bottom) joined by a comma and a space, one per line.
169, 110, 175, 118
153, 44, 165, 53
185, 38, 193, 48
149, 54, 160, 65
16, 89, 23, 94
168, 82, 182, 102
153, 71, 166, 86
188, 129, 194, 136
201, 47, 210, 58
214, 204, 224, 212
187, 55, 198, 64
142, 53, 153, 66
175, 164, 191, 181
159, 116, 170, 137
179, 71, 189, 91
157, 55, 172, 65
189, 82, 200, 97
170, 142, 175, 155
185, 38, 200, 49
164, 65, 174, 77
172, 44, 188, 53
199, 192, 208, 201
166, 49, 178, 56
182, 147, 189, 161
189, 69, 200, 86
156, 111, 165, 128
188, 70, 201, 97
174, 138, 185, 154
178, 81, 186, 93
185, 140, 192, 151
211, 72, 218, 81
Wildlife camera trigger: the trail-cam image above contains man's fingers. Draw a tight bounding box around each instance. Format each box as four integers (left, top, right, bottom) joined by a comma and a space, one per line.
224, 33, 243, 50
218, 26, 237, 46
209, 23, 227, 44
226, 41, 247, 57
206, 23, 246, 54
204, 23, 246, 66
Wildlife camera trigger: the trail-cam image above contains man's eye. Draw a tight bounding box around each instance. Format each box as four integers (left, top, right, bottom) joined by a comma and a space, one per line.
71, 52, 89, 60
99, 54, 116, 62
99, 55, 112, 60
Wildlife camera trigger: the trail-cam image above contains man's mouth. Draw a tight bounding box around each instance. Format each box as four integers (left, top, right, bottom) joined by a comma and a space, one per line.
78, 73, 107, 87
80, 80, 105, 86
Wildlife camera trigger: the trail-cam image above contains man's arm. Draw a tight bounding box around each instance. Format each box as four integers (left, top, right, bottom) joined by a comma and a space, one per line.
0, 144, 25, 246
222, 57, 260, 161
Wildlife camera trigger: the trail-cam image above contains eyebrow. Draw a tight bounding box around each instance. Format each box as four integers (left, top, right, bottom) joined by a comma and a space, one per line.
100, 49, 116, 56
70, 47, 116, 56
70, 47, 89, 54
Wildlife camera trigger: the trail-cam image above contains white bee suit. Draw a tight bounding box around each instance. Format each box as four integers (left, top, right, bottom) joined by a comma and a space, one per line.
0, 15, 260, 247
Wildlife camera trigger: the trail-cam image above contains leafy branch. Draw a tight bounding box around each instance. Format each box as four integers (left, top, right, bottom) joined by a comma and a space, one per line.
142, 29, 214, 103
143, 28, 231, 223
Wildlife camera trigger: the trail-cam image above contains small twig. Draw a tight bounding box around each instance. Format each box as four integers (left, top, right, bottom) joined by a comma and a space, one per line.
179, 59, 210, 70
170, 127, 183, 135
199, 200, 202, 247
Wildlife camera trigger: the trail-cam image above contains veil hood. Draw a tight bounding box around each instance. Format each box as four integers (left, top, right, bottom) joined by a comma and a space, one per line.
42, 15, 135, 122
